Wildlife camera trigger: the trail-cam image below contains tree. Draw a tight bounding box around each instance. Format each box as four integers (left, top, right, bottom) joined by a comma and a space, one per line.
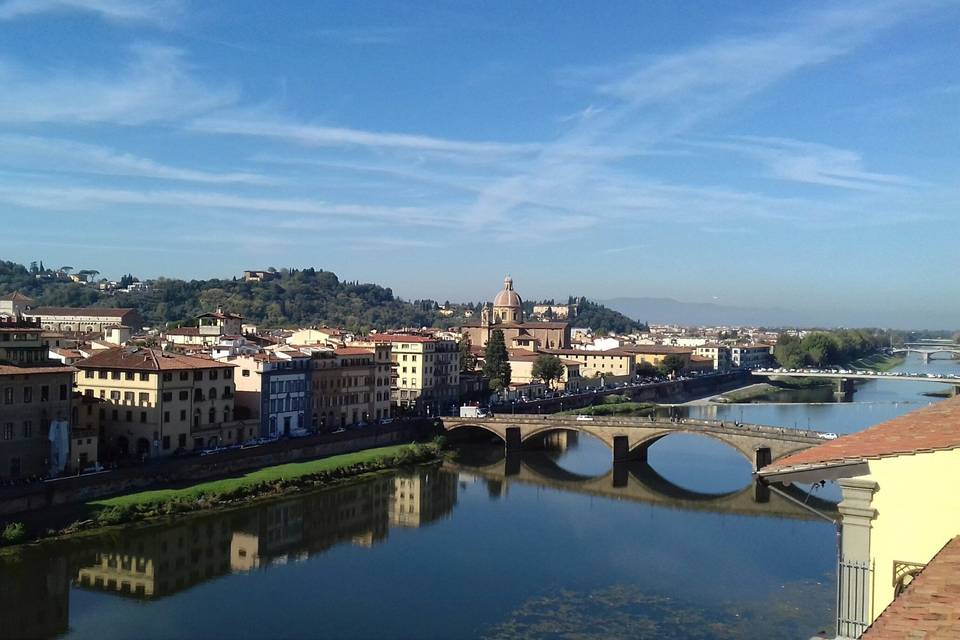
800, 332, 839, 367
658, 354, 685, 377
29, 261, 37, 274
459, 334, 476, 372
483, 330, 511, 391
532, 354, 565, 389
636, 361, 659, 377
773, 333, 806, 369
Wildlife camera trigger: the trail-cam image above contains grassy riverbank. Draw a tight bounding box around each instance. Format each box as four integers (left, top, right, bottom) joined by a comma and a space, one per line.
1, 441, 443, 549
556, 395, 657, 417
850, 352, 906, 372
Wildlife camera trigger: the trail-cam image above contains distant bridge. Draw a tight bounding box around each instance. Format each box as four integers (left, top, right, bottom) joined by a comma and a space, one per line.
439, 415, 828, 471
753, 370, 960, 387
892, 347, 960, 362
447, 455, 837, 521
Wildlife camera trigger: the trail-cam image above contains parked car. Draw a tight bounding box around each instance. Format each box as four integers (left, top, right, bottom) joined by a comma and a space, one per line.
818, 432, 839, 440
576, 415, 594, 421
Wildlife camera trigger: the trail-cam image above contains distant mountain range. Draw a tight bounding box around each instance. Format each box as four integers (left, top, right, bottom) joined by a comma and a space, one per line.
602, 297, 799, 328
601, 297, 957, 331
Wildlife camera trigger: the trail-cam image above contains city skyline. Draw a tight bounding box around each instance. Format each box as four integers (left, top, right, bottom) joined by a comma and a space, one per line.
0, 0, 958, 327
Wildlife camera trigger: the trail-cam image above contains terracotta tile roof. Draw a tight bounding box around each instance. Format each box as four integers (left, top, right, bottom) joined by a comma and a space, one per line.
335, 347, 374, 356
761, 397, 960, 475
0, 364, 75, 376
545, 348, 634, 357
371, 334, 435, 343
862, 536, 960, 639
75, 348, 233, 371
620, 345, 693, 355
165, 327, 201, 336
28, 306, 137, 318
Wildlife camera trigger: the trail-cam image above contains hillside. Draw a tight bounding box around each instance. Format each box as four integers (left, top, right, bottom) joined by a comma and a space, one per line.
0, 261, 640, 333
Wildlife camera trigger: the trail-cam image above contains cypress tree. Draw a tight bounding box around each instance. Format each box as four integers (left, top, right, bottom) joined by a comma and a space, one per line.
483, 329, 511, 391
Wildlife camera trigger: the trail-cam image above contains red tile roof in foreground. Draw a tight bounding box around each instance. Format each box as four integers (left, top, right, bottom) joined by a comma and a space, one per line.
861, 536, 960, 639
0, 364, 75, 376
761, 396, 960, 475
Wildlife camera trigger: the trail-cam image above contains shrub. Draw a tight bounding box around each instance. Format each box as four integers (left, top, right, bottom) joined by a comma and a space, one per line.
1, 522, 27, 545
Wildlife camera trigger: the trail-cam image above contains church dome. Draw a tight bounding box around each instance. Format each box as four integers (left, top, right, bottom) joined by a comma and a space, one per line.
493, 276, 522, 309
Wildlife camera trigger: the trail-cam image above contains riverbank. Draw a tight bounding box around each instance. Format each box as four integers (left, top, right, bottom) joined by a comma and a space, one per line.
851, 352, 906, 372
557, 398, 657, 417
0, 441, 444, 550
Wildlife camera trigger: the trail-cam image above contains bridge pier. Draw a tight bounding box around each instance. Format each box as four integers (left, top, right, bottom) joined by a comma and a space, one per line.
755, 446, 771, 471
613, 435, 630, 463
834, 378, 854, 403
505, 427, 522, 453
612, 462, 628, 488
504, 452, 521, 476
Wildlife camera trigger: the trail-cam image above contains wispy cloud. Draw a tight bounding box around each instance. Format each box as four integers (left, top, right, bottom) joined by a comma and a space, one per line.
462, 0, 936, 229
0, 44, 234, 124
191, 115, 541, 156
687, 135, 924, 192
311, 26, 412, 46
0, 0, 181, 24
0, 134, 276, 185
0, 184, 455, 227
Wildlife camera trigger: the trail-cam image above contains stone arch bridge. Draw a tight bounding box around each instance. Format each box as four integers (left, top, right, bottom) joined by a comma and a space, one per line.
448, 455, 838, 521
440, 415, 828, 471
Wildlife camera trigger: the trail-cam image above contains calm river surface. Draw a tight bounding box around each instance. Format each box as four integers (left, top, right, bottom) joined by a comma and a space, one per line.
1, 354, 955, 640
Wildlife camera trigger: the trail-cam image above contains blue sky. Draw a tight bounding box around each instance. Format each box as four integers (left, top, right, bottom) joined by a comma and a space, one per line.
0, 0, 957, 326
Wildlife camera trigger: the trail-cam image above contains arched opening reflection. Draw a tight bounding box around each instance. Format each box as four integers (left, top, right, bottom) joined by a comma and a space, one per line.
522, 428, 611, 478
641, 432, 753, 495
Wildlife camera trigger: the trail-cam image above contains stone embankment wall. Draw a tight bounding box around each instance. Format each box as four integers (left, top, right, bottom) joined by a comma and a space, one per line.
501, 371, 751, 414
0, 422, 431, 517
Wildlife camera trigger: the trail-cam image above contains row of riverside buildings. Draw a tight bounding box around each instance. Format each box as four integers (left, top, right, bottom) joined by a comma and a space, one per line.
0, 292, 461, 481
0, 276, 771, 481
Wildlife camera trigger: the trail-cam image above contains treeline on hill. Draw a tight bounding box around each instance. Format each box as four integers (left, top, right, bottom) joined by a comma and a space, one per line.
773, 330, 901, 368
521, 297, 648, 334
0, 261, 643, 334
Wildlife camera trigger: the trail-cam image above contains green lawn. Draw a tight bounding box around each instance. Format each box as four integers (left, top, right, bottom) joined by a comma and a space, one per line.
91, 444, 415, 508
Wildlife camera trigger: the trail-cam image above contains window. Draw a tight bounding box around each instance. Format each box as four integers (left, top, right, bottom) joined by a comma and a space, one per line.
180, 372, 189, 381
224, 385, 232, 397
110, 371, 120, 380
242, 369, 250, 377
23, 387, 31, 403
124, 391, 134, 403
2, 423, 13, 440
84, 370, 94, 379
140, 411, 147, 423
194, 389, 203, 401
110, 390, 120, 401
139, 392, 149, 404
98, 371, 107, 379
210, 370, 218, 380
180, 409, 186, 421
163, 411, 170, 423
178, 434, 186, 448
162, 391, 173, 402
162, 373, 173, 382
59, 384, 67, 401
194, 371, 203, 381
3, 388, 11, 404
209, 387, 217, 399
125, 410, 132, 422
139, 372, 149, 381
40, 385, 49, 401
22, 421, 31, 438
208, 407, 216, 424
162, 435, 171, 450
223, 369, 232, 379
125, 372, 134, 380
179, 390, 189, 401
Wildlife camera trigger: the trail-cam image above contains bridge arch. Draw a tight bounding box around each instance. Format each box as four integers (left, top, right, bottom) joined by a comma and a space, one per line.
444, 422, 507, 444
519, 425, 613, 450
629, 429, 756, 466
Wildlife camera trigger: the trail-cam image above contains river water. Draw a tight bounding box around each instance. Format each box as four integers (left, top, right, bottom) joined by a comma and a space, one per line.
1, 354, 956, 639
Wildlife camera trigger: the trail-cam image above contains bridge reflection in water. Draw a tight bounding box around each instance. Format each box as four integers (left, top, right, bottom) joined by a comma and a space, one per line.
448, 444, 838, 522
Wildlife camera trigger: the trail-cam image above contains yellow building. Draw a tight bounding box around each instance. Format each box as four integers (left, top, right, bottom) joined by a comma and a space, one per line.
759, 397, 960, 638
620, 344, 694, 370
542, 348, 635, 380
371, 334, 459, 416
75, 348, 237, 459
505, 349, 583, 390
